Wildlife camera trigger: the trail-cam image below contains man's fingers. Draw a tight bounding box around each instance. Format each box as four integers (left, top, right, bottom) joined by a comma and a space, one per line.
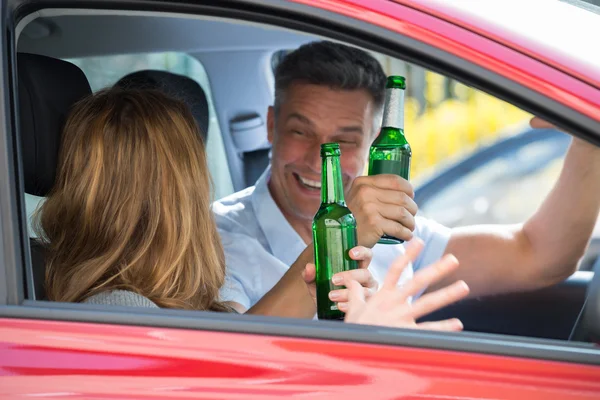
356, 174, 415, 198
530, 116, 556, 130
408, 280, 470, 320
397, 254, 460, 299
382, 239, 424, 291
302, 263, 316, 284
375, 191, 418, 217
376, 203, 417, 232
416, 318, 464, 332
378, 219, 415, 242
330, 285, 373, 303
359, 188, 417, 217
350, 181, 417, 216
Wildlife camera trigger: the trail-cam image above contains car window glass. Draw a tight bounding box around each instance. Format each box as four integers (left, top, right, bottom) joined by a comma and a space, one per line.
13, 9, 596, 343
419, 139, 568, 227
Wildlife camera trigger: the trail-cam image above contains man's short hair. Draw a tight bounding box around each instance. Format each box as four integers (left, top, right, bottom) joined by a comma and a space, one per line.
273, 41, 387, 116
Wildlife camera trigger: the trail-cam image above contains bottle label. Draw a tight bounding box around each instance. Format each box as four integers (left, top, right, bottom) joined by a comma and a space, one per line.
382, 88, 404, 129
324, 223, 358, 280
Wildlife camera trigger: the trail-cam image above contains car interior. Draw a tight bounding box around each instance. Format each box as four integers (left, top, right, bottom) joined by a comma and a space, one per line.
12, 6, 600, 347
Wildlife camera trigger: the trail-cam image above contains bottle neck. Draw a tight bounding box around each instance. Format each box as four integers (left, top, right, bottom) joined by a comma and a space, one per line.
381, 87, 404, 130
321, 154, 345, 205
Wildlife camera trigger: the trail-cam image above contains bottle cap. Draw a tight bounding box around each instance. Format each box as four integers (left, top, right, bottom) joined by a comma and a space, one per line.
321, 142, 341, 157
386, 75, 406, 90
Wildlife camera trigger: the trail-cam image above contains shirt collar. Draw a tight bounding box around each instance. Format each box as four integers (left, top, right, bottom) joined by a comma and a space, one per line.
251, 166, 308, 266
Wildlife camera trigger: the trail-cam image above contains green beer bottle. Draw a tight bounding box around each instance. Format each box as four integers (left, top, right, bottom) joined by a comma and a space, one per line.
312, 143, 359, 320
368, 75, 411, 245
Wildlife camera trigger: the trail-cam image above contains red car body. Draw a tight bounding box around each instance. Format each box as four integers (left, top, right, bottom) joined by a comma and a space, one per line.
2, 318, 600, 399
1, 0, 599, 398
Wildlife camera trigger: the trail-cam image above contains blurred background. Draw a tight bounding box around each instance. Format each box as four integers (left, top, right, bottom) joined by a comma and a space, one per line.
369, 52, 533, 181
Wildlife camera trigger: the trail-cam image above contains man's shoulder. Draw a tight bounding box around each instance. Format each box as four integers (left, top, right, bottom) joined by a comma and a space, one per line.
212, 185, 262, 237
213, 185, 255, 213
414, 215, 452, 238
213, 186, 255, 220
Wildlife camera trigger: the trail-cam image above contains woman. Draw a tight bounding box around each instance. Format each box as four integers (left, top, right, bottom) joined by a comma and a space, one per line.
38, 87, 468, 329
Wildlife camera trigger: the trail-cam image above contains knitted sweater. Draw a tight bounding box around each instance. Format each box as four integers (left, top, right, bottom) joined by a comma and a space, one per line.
83, 290, 159, 308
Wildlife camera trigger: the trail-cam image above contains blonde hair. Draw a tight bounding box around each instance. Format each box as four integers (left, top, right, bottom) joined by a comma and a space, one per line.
38, 87, 229, 312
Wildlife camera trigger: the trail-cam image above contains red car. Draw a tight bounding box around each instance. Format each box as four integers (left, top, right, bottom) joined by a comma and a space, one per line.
2, 0, 600, 398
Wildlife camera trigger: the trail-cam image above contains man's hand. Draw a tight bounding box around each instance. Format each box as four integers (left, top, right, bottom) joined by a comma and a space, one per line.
530, 116, 594, 149
344, 239, 469, 330
346, 175, 418, 248
529, 116, 556, 130
302, 246, 378, 308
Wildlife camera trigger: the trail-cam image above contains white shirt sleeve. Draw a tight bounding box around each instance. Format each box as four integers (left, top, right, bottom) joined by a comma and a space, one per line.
217, 228, 262, 310
413, 216, 452, 272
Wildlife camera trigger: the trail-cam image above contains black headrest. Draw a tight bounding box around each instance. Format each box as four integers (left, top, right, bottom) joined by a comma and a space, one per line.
18, 53, 92, 196
114, 70, 209, 141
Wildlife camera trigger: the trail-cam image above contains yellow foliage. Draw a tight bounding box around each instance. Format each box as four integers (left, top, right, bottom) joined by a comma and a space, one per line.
403, 75, 531, 179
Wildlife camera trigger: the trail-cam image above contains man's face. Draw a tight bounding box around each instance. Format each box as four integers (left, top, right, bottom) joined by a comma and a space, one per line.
267, 83, 377, 223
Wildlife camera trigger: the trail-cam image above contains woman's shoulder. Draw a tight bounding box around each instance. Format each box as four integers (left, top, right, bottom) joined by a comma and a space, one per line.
83, 290, 159, 308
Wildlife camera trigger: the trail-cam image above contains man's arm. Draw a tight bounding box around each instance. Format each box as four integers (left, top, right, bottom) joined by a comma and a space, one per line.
430, 136, 600, 297
241, 245, 316, 317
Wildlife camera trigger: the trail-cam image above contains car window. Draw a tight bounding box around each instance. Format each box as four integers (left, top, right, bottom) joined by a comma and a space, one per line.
11, 4, 598, 348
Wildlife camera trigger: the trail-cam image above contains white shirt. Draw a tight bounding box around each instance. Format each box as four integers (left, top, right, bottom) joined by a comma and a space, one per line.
214, 167, 451, 310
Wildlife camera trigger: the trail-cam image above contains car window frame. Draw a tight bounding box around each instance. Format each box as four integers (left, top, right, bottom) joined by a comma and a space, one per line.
2, 0, 600, 366
1, 0, 27, 307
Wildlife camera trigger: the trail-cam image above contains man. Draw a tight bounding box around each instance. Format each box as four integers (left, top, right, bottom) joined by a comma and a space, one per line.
214, 41, 600, 324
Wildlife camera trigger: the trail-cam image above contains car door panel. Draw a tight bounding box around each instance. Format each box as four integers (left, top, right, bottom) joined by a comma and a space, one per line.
3, 0, 600, 397
2, 317, 600, 399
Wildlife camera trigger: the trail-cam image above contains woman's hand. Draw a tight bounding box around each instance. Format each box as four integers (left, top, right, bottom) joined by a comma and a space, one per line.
302, 246, 378, 308
344, 239, 470, 331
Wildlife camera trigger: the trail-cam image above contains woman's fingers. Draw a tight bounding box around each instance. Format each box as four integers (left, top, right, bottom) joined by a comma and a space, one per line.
397, 254, 460, 300
340, 244, 467, 332
302, 263, 316, 284
407, 280, 470, 320
416, 318, 464, 331
344, 280, 366, 321
382, 239, 424, 291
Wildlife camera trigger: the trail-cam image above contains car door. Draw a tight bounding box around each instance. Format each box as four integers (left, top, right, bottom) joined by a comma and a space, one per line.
2, 0, 600, 399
